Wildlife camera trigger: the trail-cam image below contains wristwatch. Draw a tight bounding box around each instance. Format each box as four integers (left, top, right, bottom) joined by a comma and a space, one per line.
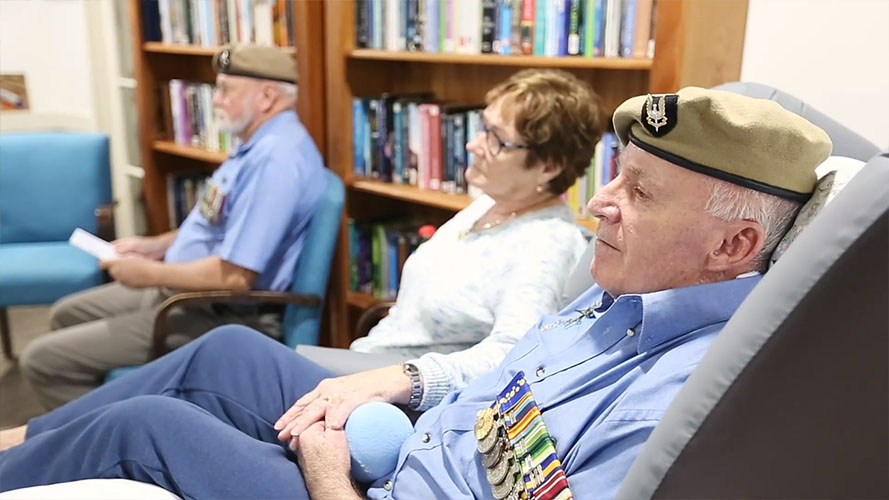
402, 362, 424, 410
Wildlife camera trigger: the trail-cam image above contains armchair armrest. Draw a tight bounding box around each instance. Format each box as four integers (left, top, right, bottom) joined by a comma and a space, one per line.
95, 202, 116, 242
151, 290, 321, 359
354, 301, 395, 340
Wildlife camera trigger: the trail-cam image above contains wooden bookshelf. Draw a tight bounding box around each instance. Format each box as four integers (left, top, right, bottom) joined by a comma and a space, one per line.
153, 140, 228, 163
349, 49, 654, 70
129, 0, 325, 235
323, 0, 749, 347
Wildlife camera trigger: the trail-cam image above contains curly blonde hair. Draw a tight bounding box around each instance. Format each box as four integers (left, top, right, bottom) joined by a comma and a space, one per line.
486, 69, 604, 194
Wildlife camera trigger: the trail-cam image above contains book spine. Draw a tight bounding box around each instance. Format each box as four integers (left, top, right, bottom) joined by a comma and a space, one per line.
533, 0, 546, 55
355, 0, 370, 48
620, 0, 637, 57
352, 98, 367, 175
520, 0, 535, 55
393, 101, 405, 184
481, 0, 497, 53
567, 0, 581, 55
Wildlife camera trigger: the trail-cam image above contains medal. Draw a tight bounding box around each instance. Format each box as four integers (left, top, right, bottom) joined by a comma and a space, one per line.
481, 438, 504, 468
477, 425, 500, 454
486, 455, 512, 485
490, 463, 518, 499
474, 407, 496, 440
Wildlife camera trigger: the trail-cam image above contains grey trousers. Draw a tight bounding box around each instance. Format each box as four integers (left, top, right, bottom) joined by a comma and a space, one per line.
19, 283, 280, 410
295, 344, 413, 375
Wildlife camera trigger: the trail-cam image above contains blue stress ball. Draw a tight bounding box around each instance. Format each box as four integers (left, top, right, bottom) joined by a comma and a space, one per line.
345, 401, 414, 483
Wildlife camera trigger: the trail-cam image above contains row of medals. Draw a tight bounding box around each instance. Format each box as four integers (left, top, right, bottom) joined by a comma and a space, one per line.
474, 379, 544, 500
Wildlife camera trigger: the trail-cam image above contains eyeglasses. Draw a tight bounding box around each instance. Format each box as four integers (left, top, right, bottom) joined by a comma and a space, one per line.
479, 120, 532, 157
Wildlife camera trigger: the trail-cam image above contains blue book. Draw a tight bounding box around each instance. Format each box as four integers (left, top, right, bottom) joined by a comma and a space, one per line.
533, 0, 547, 55
372, 0, 384, 49
620, 0, 637, 57
498, 0, 512, 54
352, 99, 367, 175
393, 102, 405, 183
557, 0, 569, 55
425, 0, 440, 52
593, 0, 605, 56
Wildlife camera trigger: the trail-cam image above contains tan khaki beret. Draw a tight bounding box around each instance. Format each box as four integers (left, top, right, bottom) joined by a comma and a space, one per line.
212, 44, 297, 84
613, 87, 832, 201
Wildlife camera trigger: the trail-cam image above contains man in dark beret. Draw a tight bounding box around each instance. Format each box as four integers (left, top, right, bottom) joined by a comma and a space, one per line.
18, 44, 327, 410
1, 87, 832, 500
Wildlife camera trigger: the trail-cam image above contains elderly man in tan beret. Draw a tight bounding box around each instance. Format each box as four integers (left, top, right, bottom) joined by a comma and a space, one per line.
0, 87, 832, 500
19, 44, 328, 410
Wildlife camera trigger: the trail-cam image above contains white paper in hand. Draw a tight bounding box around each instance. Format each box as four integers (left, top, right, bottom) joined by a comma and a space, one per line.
69, 228, 120, 261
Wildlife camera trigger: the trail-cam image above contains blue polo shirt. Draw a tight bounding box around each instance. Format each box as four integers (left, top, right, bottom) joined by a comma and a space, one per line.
165, 110, 326, 291
368, 275, 762, 499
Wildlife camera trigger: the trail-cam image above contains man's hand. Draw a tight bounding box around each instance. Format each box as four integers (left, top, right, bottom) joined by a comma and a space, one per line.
296, 421, 361, 500
274, 365, 412, 450
113, 235, 172, 260
100, 256, 161, 289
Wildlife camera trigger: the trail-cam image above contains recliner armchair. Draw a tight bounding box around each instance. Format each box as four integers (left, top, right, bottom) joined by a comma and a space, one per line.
0, 132, 113, 359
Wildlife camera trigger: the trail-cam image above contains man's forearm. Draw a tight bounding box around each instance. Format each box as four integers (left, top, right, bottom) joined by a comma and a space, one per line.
150, 256, 255, 291
154, 230, 179, 254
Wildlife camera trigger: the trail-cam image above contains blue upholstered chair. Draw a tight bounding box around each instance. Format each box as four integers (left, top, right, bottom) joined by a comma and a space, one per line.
105, 169, 344, 382
0, 132, 113, 359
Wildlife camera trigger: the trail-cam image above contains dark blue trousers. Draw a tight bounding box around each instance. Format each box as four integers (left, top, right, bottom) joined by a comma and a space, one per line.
0, 325, 335, 499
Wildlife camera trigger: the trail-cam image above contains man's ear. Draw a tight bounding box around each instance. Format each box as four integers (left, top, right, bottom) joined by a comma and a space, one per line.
706, 220, 766, 273
257, 82, 278, 112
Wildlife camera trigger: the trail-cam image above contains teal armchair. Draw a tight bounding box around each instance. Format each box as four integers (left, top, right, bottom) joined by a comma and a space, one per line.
105, 169, 345, 381
0, 132, 113, 359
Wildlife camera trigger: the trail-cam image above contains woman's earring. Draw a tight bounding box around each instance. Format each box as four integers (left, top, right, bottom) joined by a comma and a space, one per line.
536, 185, 545, 193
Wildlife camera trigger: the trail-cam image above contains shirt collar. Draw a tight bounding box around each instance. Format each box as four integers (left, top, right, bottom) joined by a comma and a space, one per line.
230, 109, 297, 158
632, 275, 762, 354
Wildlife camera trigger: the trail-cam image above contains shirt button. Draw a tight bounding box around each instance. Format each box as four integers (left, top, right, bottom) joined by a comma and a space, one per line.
626, 328, 635, 337
384, 480, 393, 491
536, 367, 545, 377
421, 433, 431, 443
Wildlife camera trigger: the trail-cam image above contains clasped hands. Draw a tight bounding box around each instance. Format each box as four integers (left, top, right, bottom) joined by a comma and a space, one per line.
274, 364, 411, 451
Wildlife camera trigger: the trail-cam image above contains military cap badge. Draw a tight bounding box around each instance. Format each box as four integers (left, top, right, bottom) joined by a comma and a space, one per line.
218, 48, 232, 70
642, 93, 678, 137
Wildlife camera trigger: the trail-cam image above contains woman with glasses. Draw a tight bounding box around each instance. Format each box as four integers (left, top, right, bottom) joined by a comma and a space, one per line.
1, 69, 604, 497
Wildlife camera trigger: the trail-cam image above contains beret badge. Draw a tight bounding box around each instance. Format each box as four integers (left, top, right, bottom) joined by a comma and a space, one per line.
642, 93, 678, 137
218, 48, 232, 70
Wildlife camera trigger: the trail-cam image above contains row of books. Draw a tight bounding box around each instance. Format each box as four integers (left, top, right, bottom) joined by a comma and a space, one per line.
355, 0, 655, 58
162, 80, 237, 153
349, 219, 435, 299
564, 131, 618, 217
166, 172, 210, 228
353, 93, 483, 193
144, 0, 295, 47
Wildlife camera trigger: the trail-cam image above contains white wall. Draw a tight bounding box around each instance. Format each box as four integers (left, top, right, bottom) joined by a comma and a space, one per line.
741, 0, 889, 148
0, 0, 96, 129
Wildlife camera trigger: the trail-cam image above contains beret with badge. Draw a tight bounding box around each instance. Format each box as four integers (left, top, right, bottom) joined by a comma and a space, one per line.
612, 87, 833, 202
212, 44, 297, 84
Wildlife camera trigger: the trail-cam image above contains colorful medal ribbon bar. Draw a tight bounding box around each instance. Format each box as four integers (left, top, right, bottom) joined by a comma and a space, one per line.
493, 371, 574, 500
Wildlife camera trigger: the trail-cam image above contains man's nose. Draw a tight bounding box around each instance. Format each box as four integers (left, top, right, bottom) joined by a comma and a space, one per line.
587, 187, 620, 223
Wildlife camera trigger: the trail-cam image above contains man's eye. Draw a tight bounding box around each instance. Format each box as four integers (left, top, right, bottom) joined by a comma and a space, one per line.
634, 187, 649, 199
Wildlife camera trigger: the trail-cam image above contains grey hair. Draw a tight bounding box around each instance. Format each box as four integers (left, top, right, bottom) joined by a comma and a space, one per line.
704, 178, 802, 272
276, 82, 298, 103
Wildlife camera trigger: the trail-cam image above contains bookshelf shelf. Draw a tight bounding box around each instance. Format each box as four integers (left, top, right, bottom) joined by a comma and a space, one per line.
348, 50, 653, 70
324, 0, 749, 348
131, 0, 325, 237
346, 292, 380, 309
153, 140, 227, 164
350, 179, 472, 212
143, 42, 217, 56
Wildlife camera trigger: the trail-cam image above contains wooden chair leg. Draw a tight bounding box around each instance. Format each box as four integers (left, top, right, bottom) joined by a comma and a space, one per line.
0, 308, 13, 360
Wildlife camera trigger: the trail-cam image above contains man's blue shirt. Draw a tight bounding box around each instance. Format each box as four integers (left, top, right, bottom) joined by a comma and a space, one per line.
165, 110, 326, 291
368, 275, 761, 499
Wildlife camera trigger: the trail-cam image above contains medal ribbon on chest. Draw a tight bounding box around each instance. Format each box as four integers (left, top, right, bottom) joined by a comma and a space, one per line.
475, 371, 574, 500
